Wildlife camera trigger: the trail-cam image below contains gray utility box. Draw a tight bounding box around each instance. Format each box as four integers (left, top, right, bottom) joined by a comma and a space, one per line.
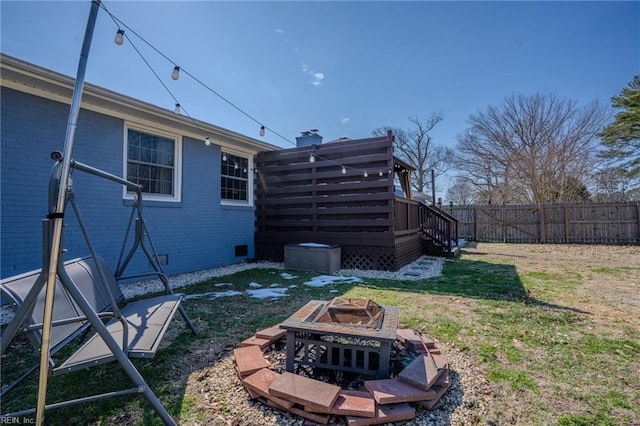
284, 243, 341, 274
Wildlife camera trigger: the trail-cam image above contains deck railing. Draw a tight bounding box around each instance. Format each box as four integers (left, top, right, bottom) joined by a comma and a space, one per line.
393, 197, 422, 236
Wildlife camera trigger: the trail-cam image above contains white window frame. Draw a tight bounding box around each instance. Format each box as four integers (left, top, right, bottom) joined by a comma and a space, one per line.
220, 148, 253, 207
123, 123, 182, 202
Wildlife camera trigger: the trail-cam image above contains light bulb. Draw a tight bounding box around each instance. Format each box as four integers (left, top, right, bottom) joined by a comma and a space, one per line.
171, 66, 180, 80
379, 171, 383, 177
309, 154, 315, 163
342, 166, 347, 174
235, 163, 239, 170
259, 126, 265, 137
222, 153, 227, 161
205, 137, 211, 146
114, 29, 124, 46
174, 103, 180, 114
364, 171, 368, 178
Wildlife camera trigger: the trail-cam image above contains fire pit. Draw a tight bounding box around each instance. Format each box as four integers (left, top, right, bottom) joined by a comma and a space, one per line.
279, 298, 399, 377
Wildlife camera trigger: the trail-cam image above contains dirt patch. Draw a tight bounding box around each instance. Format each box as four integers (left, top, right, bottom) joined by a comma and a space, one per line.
463, 243, 640, 336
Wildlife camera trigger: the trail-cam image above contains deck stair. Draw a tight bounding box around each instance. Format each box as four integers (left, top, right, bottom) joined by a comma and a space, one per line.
419, 204, 459, 258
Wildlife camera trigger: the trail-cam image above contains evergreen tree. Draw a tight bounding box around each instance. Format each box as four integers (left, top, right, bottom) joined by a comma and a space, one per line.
600, 76, 640, 178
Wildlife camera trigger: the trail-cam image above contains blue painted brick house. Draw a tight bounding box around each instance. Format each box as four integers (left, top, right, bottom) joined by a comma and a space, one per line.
1, 54, 278, 280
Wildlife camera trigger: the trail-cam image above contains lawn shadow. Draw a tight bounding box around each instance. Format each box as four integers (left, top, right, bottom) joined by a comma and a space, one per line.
358, 257, 592, 315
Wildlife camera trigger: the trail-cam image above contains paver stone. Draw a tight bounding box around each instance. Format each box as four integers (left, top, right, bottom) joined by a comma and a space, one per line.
242, 368, 294, 409
364, 378, 437, 404
233, 345, 269, 377
269, 372, 340, 409
346, 403, 416, 425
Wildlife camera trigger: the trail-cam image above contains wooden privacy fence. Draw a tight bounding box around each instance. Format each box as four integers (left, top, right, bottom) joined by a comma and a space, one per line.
254, 132, 425, 270
450, 202, 640, 244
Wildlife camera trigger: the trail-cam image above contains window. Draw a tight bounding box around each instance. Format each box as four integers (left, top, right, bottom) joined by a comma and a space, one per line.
221, 152, 249, 203
125, 127, 181, 201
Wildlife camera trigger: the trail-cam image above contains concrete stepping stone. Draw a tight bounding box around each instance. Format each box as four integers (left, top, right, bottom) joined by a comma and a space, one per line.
364, 378, 437, 404
233, 345, 269, 378
242, 368, 294, 409
346, 402, 416, 425
269, 371, 341, 410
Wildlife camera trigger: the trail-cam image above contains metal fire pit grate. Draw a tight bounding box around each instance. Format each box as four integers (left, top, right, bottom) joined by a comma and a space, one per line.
280, 298, 399, 378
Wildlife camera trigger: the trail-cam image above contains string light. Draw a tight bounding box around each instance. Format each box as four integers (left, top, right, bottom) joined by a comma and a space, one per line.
205, 137, 211, 146
379, 171, 383, 177
114, 29, 124, 45
99, 3, 392, 180
222, 153, 227, 161
174, 103, 180, 114
234, 163, 239, 170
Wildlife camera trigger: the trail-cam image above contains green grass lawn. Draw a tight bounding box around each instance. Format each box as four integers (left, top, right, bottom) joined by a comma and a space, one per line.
1, 243, 639, 425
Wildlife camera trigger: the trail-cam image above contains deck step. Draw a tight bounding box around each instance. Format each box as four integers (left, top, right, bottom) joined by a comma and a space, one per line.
53, 295, 182, 374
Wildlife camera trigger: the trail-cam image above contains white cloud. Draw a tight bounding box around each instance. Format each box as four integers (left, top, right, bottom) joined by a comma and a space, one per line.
301, 62, 324, 87
311, 72, 324, 86
275, 28, 285, 35
341, 117, 350, 124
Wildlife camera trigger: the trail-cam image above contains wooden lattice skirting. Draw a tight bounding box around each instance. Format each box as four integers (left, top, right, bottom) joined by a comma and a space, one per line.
256, 235, 423, 272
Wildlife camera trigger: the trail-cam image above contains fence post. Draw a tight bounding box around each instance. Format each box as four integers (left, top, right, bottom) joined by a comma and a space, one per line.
502, 205, 507, 243
474, 205, 478, 241
539, 203, 545, 243
637, 202, 640, 243
564, 204, 569, 243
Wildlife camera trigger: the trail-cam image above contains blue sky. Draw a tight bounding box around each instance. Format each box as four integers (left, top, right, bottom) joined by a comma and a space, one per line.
1, 1, 639, 195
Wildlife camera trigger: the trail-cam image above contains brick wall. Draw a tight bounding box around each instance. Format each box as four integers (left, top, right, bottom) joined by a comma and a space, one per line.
1, 87, 255, 279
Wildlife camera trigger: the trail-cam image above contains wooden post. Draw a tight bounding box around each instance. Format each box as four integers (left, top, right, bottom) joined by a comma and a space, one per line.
474, 205, 478, 241
502, 205, 507, 243
564, 204, 569, 243
539, 203, 545, 243
637, 202, 640, 243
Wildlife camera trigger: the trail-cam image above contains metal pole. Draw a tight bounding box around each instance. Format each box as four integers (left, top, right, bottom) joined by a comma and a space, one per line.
35, 1, 100, 424
431, 169, 436, 206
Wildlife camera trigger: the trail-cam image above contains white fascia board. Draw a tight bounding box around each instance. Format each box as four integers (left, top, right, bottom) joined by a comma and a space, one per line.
0, 53, 279, 155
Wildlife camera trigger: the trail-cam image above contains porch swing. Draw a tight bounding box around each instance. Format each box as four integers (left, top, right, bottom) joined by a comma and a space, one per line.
0, 2, 195, 424
0, 155, 198, 423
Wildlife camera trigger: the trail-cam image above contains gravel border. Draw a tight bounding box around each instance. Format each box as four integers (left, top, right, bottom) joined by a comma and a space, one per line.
1, 256, 444, 325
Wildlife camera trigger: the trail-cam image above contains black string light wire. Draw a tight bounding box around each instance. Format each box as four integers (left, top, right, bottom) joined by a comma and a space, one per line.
99, 1, 391, 177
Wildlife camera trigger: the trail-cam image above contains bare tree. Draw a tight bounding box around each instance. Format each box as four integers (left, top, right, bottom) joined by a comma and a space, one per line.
455, 93, 608, 204
592, 167, 636, 202
373, 113, 453, 195
445, 176, 477, 205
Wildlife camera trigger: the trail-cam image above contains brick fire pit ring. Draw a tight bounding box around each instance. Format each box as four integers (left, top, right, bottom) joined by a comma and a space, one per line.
233, 299, 452, 424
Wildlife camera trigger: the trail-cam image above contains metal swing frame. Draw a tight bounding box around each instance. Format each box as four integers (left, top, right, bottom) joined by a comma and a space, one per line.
0, 2, 195, 424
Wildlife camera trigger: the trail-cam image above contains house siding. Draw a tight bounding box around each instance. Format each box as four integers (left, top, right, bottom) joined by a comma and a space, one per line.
1, 87, 255, 279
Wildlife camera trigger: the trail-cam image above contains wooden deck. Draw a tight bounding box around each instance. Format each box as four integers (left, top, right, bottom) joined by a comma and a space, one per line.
254, 133, 424, 271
